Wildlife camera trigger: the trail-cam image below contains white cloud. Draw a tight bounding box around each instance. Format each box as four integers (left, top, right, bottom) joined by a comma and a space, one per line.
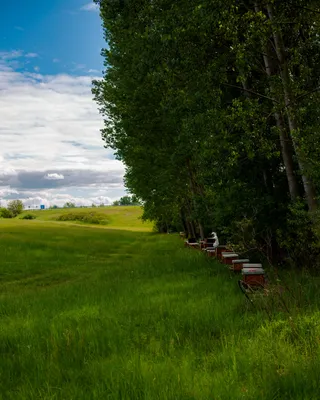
0, 51, 126, 206
0, 186, 122, 208
88, 68, 100, 74
45, 173, 65, 180
0, 50, 23, 60
71, 63, 86, 72
80, 3, 99, 12
13, 192, 116, 209
0, 187, 19, 197
22, 194, 113, 209
26, 53, 39, 58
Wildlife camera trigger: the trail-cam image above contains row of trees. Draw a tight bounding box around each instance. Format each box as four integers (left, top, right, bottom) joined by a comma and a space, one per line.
0, 198, 139, 216
112, 195, 141, 206
93, 0, 320, 266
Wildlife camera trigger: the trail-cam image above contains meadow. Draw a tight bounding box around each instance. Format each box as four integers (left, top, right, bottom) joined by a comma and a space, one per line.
20, 205, 153, 231
1, 213, 320, 399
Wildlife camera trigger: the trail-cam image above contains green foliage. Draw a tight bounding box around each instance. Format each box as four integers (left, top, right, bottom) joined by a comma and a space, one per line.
94, 0, 320, 264
113, 195, 141, 206
56, 211, 109, 225
7, 200, 24, 217
63, 202, 76, 208
277, 201, 320, 269
0, 207, 13, 219
118, 195, 132, 206
20, 214, 36, 220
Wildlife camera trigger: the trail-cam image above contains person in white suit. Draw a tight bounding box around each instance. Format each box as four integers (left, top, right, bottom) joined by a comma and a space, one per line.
204, 232, 219, 251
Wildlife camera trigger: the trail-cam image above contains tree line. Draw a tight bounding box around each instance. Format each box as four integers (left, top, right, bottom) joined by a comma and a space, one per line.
93, 0, 320, 267
112, 195, 141, 206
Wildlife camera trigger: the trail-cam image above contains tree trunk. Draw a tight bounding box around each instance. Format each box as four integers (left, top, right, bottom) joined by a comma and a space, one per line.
185, 199, 196, 238
277, 111, 300, 200
185, 221, 192, 238
199, 222, 205, 240
190, 220, 196, 238
254, 2, 300, 201
186, 159, 207, 237
180, 207, 188, 234
266, 3, 317, 211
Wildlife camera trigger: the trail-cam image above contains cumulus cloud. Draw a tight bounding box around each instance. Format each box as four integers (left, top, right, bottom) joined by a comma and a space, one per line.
22, 194, 113, 209
45, 173, 65, 180
0, 187, 19, 198
0, 50, 125, 206
0, 169, 123, 190
80, 3, 99, 12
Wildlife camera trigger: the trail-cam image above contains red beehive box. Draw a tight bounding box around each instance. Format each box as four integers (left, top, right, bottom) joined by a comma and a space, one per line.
206, 249, 216, 257
216, 246, 230, 259
242, 264, 265, 286
185, 238, 199, 249
221, 253, 239, 265
231, 259, 250, 272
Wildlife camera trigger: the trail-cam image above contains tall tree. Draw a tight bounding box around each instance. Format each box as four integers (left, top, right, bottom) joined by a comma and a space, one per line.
94, 0, 320, 263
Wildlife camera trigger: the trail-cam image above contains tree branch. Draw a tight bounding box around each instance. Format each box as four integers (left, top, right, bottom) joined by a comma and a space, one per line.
295, 86, 320, 103
290, 5, 320, 15
266, 86, 320, 121
258, 1, 320, 15
222, 83, 279, 103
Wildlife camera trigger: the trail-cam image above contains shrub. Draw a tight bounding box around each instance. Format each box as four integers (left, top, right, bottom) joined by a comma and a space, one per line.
21, 214, 36, 220
0, 208, 13, 218
277, 201, 320, 269
63, 202, 76, 208
56, 211, 109, 225
7, 200, 24, 217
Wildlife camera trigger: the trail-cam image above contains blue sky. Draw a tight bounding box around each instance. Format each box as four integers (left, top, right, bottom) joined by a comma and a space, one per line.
0, 1, 125, 208
1, 0, 104, 76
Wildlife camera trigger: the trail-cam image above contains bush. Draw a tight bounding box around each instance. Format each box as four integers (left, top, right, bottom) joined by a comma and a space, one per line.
0, 208, 13, 218
56, 211, 109, 225
277, 201, 320, 269
7, 200, 24, 217
63, 202, 76, 208
21, 214, 36, 220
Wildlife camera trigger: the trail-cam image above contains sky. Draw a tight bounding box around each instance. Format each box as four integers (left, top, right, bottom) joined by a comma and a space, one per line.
0, 0, 126, 209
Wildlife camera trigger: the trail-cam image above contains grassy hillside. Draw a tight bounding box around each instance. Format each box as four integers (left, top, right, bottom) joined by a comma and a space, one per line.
19, 205, 153, 231
1, 221, 320, 399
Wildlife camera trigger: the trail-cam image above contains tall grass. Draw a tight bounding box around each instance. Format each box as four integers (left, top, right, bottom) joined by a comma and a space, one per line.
0, 221, 320, 399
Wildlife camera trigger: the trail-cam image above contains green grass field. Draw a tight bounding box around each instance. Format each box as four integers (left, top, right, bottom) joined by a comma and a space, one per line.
19, 205, 153, 232
1, 214, 320, 399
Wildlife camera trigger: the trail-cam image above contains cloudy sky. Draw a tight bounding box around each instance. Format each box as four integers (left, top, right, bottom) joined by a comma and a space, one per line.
0, 0, 126, 208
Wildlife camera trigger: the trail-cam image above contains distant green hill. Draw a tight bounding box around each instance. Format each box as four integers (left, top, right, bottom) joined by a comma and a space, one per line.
17, 206, 153, 232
